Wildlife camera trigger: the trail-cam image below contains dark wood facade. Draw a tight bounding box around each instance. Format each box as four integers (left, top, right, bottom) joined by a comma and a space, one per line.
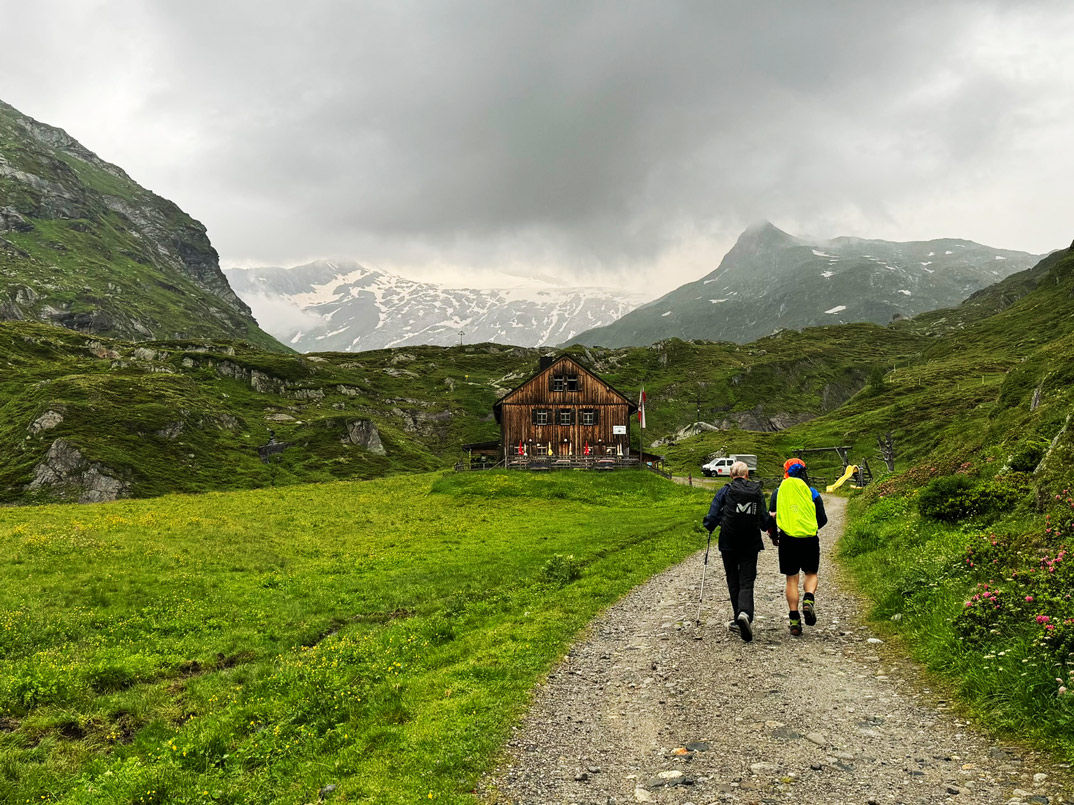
493, 355, 637, 459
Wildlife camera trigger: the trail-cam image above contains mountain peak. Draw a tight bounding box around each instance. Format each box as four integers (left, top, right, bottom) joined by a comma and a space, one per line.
734, 220, 799, 250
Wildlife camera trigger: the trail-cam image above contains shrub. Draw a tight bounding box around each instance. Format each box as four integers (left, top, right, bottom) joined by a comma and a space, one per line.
865, 365, 888, 395
1046, 488, 1074, 543
1009, 439, 1047, 473
917, 474, 977, 522
955, 544, 1074, 658
961, 531, 1018, 576
918, 473, 1031, 522
540, 553, 582, 586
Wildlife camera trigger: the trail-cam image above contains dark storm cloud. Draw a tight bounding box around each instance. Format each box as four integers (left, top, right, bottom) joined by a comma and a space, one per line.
3, 1, 1073, 287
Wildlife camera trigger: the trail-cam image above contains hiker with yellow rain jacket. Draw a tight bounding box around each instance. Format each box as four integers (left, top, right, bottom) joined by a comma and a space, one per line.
768, 458, 827, 636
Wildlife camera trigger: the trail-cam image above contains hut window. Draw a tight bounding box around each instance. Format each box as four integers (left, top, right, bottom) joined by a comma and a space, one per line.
566, 375, 580, 392
581, 409, 599, 426
550, 374, 579, 392
551, 376, 566, 392
533, 408, 550, 425
558, 409, 574, 425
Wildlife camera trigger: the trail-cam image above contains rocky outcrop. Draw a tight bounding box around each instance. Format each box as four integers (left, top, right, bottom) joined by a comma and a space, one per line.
214, 361, 288, 395
650, 421, 720, 447
27, 438, 129, 503
710, 405, 813, 432
0, 206, 33, 233
343, 420, 387, 455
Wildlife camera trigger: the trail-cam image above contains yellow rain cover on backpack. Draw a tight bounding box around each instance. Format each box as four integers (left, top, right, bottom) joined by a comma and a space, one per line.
776, 476, 817, 537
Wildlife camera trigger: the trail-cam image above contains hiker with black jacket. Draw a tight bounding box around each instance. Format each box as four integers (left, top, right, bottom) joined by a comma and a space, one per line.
702, 461, 774, 642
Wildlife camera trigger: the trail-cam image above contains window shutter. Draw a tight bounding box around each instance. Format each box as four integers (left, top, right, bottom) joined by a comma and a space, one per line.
593, 409, 600, 425
531, 408, 538, 425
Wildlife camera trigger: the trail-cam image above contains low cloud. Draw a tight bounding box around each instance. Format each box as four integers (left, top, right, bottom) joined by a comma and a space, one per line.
242, 293, 326, 342
2, 1, 1073, 294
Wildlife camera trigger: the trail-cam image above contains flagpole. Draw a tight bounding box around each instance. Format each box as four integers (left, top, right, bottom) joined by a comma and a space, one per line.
638, 385, 646, 461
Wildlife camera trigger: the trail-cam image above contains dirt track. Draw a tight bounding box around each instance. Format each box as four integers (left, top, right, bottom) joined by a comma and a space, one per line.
481, 496, 1074, 805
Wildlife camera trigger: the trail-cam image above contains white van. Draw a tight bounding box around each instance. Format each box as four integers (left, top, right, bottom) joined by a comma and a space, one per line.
701, 454, 758, 477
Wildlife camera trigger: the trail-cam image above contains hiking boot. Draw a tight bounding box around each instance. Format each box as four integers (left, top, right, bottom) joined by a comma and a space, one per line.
736, 611, 753, 643
727, 619, 740, 633
803, 599, 816, 626
789, 616, 802, 637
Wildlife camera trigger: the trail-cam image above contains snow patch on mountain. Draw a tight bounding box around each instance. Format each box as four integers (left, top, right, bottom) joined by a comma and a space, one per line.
225, 260, 647, 353
825, 305, 847, 314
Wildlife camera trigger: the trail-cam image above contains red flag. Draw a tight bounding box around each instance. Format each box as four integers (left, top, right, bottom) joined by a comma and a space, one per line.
518, 440, 524, 455
637, 387, 647, 429
584, 441, 590, 455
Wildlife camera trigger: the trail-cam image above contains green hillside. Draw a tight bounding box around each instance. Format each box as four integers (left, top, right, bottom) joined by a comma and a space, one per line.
0, 470, 708, 804
0, 99, 284, 351
662, 244, 1074, 478
0, 319, 927, 505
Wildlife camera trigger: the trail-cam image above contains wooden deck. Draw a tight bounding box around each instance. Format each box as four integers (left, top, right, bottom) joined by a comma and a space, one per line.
454, 455, 675, 477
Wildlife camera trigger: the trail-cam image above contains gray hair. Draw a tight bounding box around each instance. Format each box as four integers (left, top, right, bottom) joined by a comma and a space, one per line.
730, 461, 749, 477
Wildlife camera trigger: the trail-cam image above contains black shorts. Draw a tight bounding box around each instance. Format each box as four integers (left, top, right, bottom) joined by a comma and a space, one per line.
778, 535, 820, 576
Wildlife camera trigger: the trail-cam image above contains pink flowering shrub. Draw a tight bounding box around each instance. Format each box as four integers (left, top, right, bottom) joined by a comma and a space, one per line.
956, 527, 1074, 656
955, 492, 1074, 653
961, 531, 1017, 573
1045, 488, 1074, 542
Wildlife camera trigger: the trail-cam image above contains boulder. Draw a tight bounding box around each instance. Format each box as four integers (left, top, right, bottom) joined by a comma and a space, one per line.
0, 206, 33, 233
343, 420, 387, 455
28, 409, 64, 434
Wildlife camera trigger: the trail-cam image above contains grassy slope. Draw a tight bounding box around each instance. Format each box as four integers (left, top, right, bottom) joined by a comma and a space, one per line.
0, 470, 711, 804
0, 321, 927, 505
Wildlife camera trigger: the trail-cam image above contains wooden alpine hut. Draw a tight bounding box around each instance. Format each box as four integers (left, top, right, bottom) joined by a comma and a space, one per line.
493, 354, 638, 467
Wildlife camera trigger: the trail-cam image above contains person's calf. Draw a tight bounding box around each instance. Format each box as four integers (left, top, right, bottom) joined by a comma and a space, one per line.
784, 574, 800, 611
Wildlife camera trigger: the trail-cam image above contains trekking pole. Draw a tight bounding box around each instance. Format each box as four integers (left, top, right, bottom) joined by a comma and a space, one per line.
695, 530, 711, 625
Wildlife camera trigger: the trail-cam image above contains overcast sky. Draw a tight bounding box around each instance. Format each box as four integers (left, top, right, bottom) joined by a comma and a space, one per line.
3, 1, 1073, 296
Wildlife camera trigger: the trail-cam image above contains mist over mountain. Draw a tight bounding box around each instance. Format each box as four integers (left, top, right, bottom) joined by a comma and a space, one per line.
566, 222, 1042, 347
0, 99, 284, 350
225, 259, 646, 352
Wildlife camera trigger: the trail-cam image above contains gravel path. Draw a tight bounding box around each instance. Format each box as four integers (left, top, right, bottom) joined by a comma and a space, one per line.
481, 496, 1074, 805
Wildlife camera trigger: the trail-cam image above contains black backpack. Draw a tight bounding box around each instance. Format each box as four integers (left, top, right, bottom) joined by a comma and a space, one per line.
720, 479, 764, 542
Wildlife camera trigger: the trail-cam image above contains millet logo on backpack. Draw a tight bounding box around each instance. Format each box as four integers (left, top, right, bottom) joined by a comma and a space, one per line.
736, 502, 757, 514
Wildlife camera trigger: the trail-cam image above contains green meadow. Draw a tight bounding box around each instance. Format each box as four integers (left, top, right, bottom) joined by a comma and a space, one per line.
0, 470, 709, 804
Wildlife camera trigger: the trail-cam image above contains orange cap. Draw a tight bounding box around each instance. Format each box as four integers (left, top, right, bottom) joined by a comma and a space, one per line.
784, 458, 805, 478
